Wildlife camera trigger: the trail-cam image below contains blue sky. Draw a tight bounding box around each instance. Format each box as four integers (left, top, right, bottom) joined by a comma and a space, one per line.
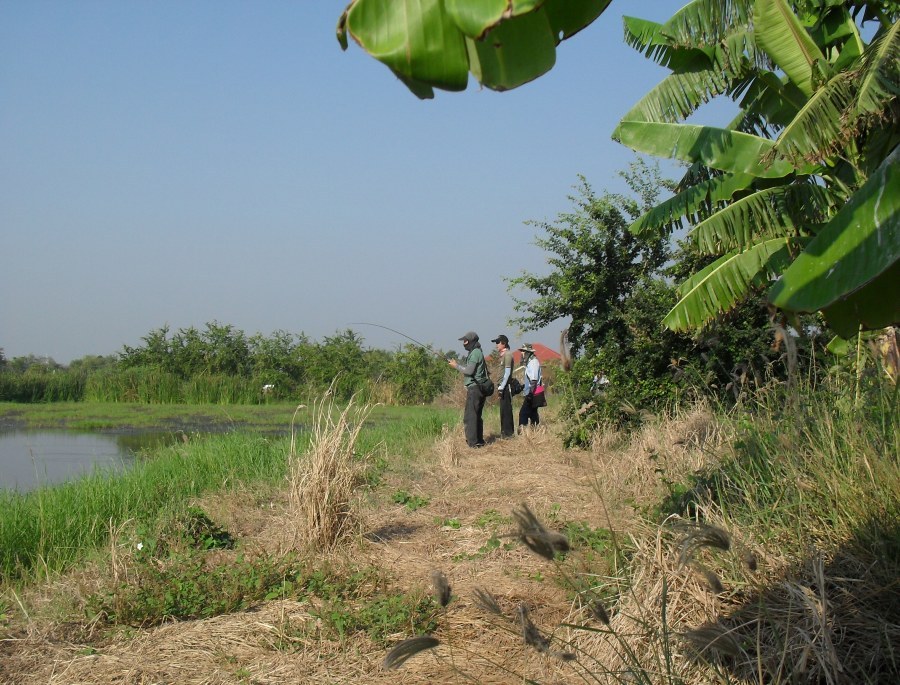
2, 0, 694, 363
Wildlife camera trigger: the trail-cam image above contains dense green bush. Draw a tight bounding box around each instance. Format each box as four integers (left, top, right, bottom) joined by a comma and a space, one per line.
510, 163, 833, 443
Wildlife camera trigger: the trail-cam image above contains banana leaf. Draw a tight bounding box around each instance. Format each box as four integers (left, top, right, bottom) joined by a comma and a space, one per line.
665, 237, 795, 331
338, 0, 469, 93
444, 0, 541, 39
613, 121, 798, 178
629, 172, 756, 236
753, 0, 825, 97
769, 145, 900, 330
338, 0, 611, 97
465, 7, 556, 91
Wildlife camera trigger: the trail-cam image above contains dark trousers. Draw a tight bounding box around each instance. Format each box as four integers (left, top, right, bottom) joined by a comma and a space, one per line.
499, 385, 514, 437
464, 385, 486, 446
519, 396, 540, 427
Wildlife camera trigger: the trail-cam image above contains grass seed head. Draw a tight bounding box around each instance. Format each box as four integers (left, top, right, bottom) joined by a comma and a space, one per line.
513, 503, 569, 560
431, 569, 451, 607
517, 604, 551, 653
676, 522, 732, 566
742, 550, 758, 572
682, 623, 743, 659
472, 587, 504, 616
382, 636, 440, 670
700, 567, 724, 595
590, 599, 611, 625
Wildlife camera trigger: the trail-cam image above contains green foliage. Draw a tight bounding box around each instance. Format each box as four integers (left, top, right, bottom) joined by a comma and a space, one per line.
93, 550, 294, 626
338, 0, 612, 98
95, 517, 439, 638
473, 509, 512, 529
383, 344, 453, 404
452, 533, 516, 561
512, 162, 790, 438
178, 507, 236, 550
618, 1, 900, 333
391, 489, 430, 511
1, 323, 453, 405
508, 163, 671, 356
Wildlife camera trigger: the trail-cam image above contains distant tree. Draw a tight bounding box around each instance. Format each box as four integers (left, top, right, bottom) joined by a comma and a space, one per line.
306, 330, 371, 400
508, 161, 672, 355
248, 329, 308, 387
8, 355, 62, 374
67, 355, 118, 374
120, 325, 173, 370
0, 348, 6, 370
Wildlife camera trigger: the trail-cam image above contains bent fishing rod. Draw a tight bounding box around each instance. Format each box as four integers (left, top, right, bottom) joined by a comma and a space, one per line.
349, 322, 447, 359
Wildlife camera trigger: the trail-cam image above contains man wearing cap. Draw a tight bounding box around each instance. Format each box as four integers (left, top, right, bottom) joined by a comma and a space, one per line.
448, 331, 488, 447
492, 334, 515, 438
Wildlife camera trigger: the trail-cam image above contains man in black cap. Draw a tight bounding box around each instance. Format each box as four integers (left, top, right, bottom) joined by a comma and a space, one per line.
448, 331, 489, 447
492, 334, 515, 438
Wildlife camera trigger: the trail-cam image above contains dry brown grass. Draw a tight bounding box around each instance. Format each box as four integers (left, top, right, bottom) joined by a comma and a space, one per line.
587, 401, 725, 515
288, 394, 372, 550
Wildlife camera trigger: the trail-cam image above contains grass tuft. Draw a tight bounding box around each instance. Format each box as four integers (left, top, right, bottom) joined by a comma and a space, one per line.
288, 393, 372, 549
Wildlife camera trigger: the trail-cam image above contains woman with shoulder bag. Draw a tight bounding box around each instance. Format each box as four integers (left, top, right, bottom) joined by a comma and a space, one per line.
518, 343, 543, 429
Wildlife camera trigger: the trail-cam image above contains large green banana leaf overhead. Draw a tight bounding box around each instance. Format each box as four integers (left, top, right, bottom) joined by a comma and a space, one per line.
612, 0, 899, 337
337, 0, 613, 98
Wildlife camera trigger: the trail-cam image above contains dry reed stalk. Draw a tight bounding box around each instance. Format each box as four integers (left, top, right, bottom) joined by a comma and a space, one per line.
434, 424, 461, 469
288, 392, 373, 550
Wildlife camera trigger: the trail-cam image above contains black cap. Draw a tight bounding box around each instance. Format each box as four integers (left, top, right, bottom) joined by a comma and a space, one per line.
458, 331, 478, 342
491, 334, 509, 345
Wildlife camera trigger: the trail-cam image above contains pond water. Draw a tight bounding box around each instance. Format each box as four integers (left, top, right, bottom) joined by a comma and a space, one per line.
0, 430, 183, 493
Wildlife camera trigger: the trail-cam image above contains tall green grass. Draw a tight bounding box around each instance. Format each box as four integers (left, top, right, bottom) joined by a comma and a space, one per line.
0, 404, 458, 583
0, 433, 293, 581
85, 368, 262, 404
698, 377, 899, 560
0, 370, 86, 402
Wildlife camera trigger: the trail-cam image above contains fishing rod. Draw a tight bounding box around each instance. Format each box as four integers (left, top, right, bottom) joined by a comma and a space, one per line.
349, 322, 447, 358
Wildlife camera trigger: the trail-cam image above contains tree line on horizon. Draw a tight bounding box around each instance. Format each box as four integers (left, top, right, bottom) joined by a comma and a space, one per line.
0, 326, 455, 405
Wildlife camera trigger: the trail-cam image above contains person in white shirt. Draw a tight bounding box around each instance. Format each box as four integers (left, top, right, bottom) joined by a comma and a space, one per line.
518, 343, 542, 428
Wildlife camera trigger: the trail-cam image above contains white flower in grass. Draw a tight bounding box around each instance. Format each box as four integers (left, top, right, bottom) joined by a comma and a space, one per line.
136, 542, 144, 551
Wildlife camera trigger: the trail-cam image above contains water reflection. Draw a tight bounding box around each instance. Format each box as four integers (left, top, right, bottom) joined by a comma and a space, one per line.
0, 430, 184, 492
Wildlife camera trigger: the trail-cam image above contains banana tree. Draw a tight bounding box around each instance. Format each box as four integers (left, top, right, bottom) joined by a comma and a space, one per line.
336, 0, 613, 97
612, 0, 899, 337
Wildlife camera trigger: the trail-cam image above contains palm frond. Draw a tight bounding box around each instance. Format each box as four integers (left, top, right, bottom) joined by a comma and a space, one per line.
855, 18, 900, 117
734, 70, 806, 135
660, 0, 755, 48
665, 238, 796, 331
689, 187, 796, 253
770, 71, 857, 164
782, 180, 841, 226
629, 172, 756, 236
620, 63, 747, 123
623, 15, 719, 71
